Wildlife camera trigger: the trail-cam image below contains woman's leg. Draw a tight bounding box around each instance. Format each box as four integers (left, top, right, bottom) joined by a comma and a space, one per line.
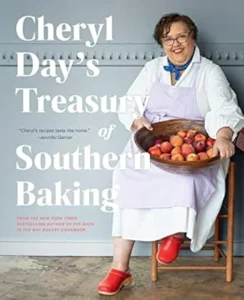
97, 237, 135, 295
111, 237, 135, 271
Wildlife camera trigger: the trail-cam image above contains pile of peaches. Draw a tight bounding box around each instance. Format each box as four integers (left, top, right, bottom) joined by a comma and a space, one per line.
147, 129, 216, 161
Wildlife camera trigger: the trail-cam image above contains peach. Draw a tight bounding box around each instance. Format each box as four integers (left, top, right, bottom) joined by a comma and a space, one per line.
160, 141, 173, 153
186, 153, 199, 161
148, 145, 157, 151
198, 152, 209, 160
206, 137, 215, 147
177, 130, 187, 138
148, 146, 161, 157
154, 139, 162, 146
186, 129, 197, 138
171, 154, 184, 161
171, 146, 182, 155
193, 140, 206, 153
184, 136, 194, 144
170, 135, 184, 147
206, 147, 214, 158
154, 144, 161, 148
194, 133, 207, 142
159, 153, 171, 160
181, 143, 195, 157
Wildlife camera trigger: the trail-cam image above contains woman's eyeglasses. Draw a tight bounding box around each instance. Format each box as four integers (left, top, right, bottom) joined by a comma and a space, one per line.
161, 32, 192, 46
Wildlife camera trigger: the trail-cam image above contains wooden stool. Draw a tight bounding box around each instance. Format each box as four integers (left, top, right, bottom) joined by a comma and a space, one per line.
151, 161, 236, 283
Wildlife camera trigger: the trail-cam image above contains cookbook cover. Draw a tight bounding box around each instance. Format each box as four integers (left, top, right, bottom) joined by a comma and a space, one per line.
1, 0, 244, 256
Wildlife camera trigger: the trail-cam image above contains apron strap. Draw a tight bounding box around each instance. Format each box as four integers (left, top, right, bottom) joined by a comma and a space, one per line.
190, 65, 200, 87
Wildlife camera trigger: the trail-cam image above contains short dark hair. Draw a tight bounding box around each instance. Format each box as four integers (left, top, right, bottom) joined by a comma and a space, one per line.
153, 13, 198, 45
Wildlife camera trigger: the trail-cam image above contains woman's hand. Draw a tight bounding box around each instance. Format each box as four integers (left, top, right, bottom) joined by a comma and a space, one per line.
213, 137, 235, 159
131, 116, 153, 131
213, 127, 235, 159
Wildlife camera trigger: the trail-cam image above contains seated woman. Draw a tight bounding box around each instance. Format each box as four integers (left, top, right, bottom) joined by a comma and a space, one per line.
97, 13, 244, 296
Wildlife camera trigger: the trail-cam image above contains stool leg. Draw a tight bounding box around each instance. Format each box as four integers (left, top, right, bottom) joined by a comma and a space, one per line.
226, 163, 235, 282
151, 241, 158, 282
214, 217, 220, 262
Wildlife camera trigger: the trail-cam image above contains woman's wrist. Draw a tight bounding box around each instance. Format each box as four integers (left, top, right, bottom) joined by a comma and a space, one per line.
216, 127, 233, 142
131, 118, 141, 130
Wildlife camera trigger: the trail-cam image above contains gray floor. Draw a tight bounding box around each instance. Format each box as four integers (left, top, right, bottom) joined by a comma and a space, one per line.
0, 256, 244, 299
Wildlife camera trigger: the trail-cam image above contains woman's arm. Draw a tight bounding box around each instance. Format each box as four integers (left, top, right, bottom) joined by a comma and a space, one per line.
216, 127, 233, 141
204, 64, 244, 158
205, 64, 244, 140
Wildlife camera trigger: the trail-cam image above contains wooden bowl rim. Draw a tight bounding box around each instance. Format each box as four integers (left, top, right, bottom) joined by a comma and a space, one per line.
134, 119, 221, 167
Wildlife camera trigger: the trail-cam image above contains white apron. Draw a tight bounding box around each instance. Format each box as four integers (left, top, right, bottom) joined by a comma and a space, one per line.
112, 67, 229, 253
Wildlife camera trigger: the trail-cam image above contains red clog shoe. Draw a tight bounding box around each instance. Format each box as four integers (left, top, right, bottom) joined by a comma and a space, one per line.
97, 268, 132, 296
156, 235, 184, 264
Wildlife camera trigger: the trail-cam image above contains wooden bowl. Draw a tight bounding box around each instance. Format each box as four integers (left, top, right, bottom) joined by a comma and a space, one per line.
134, 119, 220, 174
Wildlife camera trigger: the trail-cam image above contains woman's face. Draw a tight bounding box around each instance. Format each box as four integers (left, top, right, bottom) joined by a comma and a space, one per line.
161, 21, 195, 66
